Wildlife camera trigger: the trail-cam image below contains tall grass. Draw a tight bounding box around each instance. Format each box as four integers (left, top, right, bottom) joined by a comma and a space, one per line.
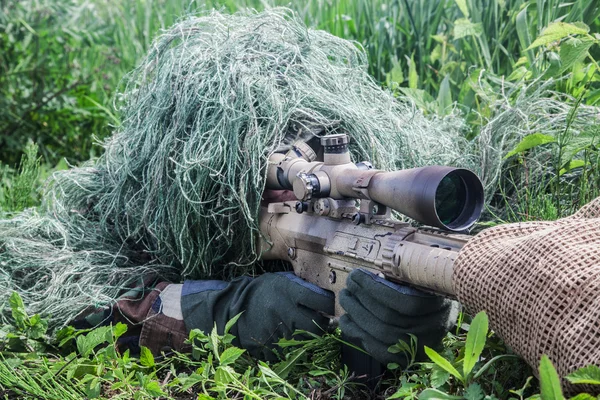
1, 0, 600, 220
0, 0, 206, 165
2, 0, 599, 165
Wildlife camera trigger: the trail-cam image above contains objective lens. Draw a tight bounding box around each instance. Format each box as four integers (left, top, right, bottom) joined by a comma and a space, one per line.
435, 172, 467, 225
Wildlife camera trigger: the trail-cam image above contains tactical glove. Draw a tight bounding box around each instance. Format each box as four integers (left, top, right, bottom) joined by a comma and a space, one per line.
339, 269, 456, 367
181, 272, 334, 360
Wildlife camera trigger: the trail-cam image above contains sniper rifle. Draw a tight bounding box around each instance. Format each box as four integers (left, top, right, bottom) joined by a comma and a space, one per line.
259, 133, 484, 316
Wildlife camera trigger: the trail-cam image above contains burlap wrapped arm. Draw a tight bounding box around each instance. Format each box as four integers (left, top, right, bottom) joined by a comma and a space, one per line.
454, 197, 600, 393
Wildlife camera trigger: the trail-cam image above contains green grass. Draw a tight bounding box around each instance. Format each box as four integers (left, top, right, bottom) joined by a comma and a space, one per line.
2, 292, 599, 399
2, 0, 599, 166
2, 0, 600, 398
3, 0, 599, 222
0, 142, 42, 214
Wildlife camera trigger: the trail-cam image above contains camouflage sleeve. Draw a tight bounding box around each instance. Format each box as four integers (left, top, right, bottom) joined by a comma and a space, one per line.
73, 281, 189, 355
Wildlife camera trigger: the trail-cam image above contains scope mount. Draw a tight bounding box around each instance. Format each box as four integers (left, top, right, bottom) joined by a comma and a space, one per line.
268, 196, 390, 227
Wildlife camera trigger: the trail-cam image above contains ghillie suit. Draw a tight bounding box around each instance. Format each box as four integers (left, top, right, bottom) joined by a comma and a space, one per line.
0, 9, 482, 329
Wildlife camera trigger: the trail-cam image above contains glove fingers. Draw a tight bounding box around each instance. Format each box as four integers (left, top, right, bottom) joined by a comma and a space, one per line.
340, 314, 411, 368
290, 305, 331, 335
340, 288, 448, 343
347, 269, 446, 320
274, 272, 335, 315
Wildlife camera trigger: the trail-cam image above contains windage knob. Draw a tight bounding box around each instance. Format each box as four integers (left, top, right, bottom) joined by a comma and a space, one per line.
293, 172, 320, 201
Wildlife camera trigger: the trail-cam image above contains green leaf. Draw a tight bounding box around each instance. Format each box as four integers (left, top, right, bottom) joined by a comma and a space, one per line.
219, 347, 245, 366
28, 314, 48, 339
454, 18, 483, 39
76, 326, 111, 357
399, 88, 435, 112
424, 346, 463, 384
566, 364, 600, 385
214, 366, 236, 384
113, 368, 125, 381
56, 326, 77, 347
515, 56, 529, 68
273, 348, 306, 379
277, 337, 307, 347
539, 355, 565, 400
419, 388, 463, 399
432, 34, 447, 44
388, 339, 411, 354
504, 133, 556, 159
113, 322, 128, 340
9, 292, 29, 329
84, 377, 101, 399
558, 37, 595, 74
516, 6, 535, 70
388, 382, 419, 398
528, 22, 590, 50
437, 75, 452, 116
309, 369, 331, 376
140, 346, 155, 367
189, 328, 209, 343
560, 129, 600, 165
463, 311, 489, 377
454, 0, 469, 18
179, 373, 205, 391
4, 358, 22, 369
569, 394, 596, 400
408, 53, 418, 89
387, 59, 404, 86
387, 362, 400, 370
464, 383, 484, 400
543, 51, 562, 78
430, 365, 451, 388
559, 160, 586, 176
144, 381, 166, 397
507, 66, 531, 81
224, 312, 243, 335
210, 324, 220, 357
473, 354, 520, 379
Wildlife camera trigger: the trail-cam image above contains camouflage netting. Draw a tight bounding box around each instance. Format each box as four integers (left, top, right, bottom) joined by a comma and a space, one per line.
454, 196, 600, 394
0, 8, 483, 328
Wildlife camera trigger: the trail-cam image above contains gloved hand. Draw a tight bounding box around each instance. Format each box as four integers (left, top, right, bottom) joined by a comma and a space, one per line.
181, 272, 334, 360
339, 269, 456, 367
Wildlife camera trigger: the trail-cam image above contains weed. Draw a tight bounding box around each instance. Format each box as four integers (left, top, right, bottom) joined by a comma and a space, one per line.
0, 142, 41, 214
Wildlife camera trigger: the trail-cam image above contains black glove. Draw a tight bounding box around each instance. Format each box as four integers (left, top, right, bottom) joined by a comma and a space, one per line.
339, 269, 455, 367
180, 272, 334, 360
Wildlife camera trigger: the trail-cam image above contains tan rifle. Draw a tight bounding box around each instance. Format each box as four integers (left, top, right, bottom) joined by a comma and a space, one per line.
259, 133, 484, 316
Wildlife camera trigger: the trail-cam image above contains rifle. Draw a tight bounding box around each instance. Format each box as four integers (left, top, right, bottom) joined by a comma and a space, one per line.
259, 133, 484, 315
258, 133, 484, 378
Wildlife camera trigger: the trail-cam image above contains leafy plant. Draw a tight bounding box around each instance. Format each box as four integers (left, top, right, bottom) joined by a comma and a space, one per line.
0, 142, 41, 213
422, 311, 519, 397
502, 109, 600, 220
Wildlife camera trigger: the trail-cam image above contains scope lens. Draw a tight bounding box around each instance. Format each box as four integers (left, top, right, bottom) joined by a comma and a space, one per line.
435, 172, 467, 225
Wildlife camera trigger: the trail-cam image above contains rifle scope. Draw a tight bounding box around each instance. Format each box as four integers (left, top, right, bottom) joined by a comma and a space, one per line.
266, 134, 484, 231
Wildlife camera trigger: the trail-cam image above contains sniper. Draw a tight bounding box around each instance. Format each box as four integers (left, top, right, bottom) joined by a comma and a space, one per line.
0, 8, 599, 397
